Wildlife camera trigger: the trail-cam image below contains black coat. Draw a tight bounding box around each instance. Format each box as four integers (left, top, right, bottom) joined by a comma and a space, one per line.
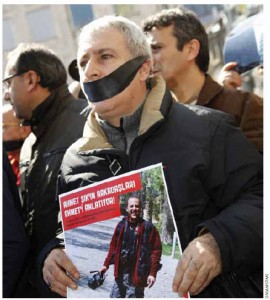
3, 150, 30, 297
56, 78, 263, 297
19, 84, 89, 296
20, 84, 88, 255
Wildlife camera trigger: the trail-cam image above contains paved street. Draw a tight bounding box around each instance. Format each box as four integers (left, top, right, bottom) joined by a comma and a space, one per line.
64, 216, 179, 298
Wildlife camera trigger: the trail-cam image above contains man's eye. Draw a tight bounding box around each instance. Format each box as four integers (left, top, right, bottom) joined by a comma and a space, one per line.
78, 61, 87, 70
101, 54, 112, 60
152, 45, 162, 53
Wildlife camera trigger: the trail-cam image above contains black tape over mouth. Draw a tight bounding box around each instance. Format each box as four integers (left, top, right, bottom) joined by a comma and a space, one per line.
82, 55, 149, 102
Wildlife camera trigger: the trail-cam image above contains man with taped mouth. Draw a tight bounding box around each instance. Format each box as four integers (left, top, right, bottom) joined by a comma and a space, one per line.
42, 16, 262, 298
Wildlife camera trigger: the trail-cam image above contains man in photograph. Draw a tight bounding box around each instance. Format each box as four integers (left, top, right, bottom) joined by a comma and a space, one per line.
100, 196, 162, 298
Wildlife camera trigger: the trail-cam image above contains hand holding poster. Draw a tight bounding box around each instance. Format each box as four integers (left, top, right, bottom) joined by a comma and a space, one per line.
59, 163, 187, 298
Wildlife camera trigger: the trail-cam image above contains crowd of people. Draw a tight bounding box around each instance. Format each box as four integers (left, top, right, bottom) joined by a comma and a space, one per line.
3, 7, 263, 298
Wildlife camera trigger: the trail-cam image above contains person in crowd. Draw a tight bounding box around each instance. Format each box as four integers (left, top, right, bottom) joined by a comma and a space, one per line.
42, 15, 262, 298
3, 42, 89, 297
3, 150, 30, 297
142, 8, 263, 152
2, 103, 31, 186
217, 62, 263, 97
100, 196, 162, 298
218, 62, 243, 89
219, 12, 263, 98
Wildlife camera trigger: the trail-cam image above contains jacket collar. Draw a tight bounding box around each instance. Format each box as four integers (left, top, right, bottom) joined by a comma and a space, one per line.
78, 76, 168, 152
24, 84, 73, 138
196, 74, 224, 106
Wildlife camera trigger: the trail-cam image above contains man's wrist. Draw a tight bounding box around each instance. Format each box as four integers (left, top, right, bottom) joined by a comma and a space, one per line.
196, 232, 222, 267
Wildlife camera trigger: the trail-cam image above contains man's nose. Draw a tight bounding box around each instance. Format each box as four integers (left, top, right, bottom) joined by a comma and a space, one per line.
3, 90, 11, 102
151, 55, 158, 67
83, 59, 102, 82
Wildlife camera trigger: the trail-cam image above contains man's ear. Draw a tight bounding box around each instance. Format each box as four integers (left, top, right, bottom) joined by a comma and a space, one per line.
25, 70, 40, 92
139, 59, 151, 81
186, 39, 200, 61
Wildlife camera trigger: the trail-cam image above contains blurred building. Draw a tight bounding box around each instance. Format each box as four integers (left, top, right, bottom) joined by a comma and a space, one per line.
3, 4, 256, 81
3, 4, 167, 82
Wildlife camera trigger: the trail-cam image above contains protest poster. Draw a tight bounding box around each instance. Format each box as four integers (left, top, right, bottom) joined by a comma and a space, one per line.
59, 163, 184, 298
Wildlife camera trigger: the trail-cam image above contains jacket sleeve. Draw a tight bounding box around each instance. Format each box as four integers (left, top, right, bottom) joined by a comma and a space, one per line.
196, 114, 263, 275
3, 152, 30, 297
103, 224, 119, 268
239, 93, 263, 152
148, 227, 162, 277
35, 211, 65, 297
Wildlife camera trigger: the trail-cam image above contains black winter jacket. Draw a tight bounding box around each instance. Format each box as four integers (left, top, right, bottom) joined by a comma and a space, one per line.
19, 84, 88, 296
3, 150, 30, 297
20, 84, 88, 254
55, 78, 262, 297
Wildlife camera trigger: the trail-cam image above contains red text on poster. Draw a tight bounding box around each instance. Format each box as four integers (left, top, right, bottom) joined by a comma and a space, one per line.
59, 173, 142, 231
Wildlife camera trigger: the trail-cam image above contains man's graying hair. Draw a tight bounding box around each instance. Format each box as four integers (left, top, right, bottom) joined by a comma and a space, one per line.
7, 43, 67, 91
79, 15, 152, 60
142, 7, 209, 73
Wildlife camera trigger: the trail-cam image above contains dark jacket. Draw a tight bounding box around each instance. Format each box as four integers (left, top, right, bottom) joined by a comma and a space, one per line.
19, 84, 88, 296
198, 75, 263, 152
56, 77, 262, 297
3, 150, 30, 297
103, 217, 162, 287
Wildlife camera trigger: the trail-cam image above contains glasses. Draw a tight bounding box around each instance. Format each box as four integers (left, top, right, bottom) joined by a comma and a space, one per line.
2, 72, 25, 89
